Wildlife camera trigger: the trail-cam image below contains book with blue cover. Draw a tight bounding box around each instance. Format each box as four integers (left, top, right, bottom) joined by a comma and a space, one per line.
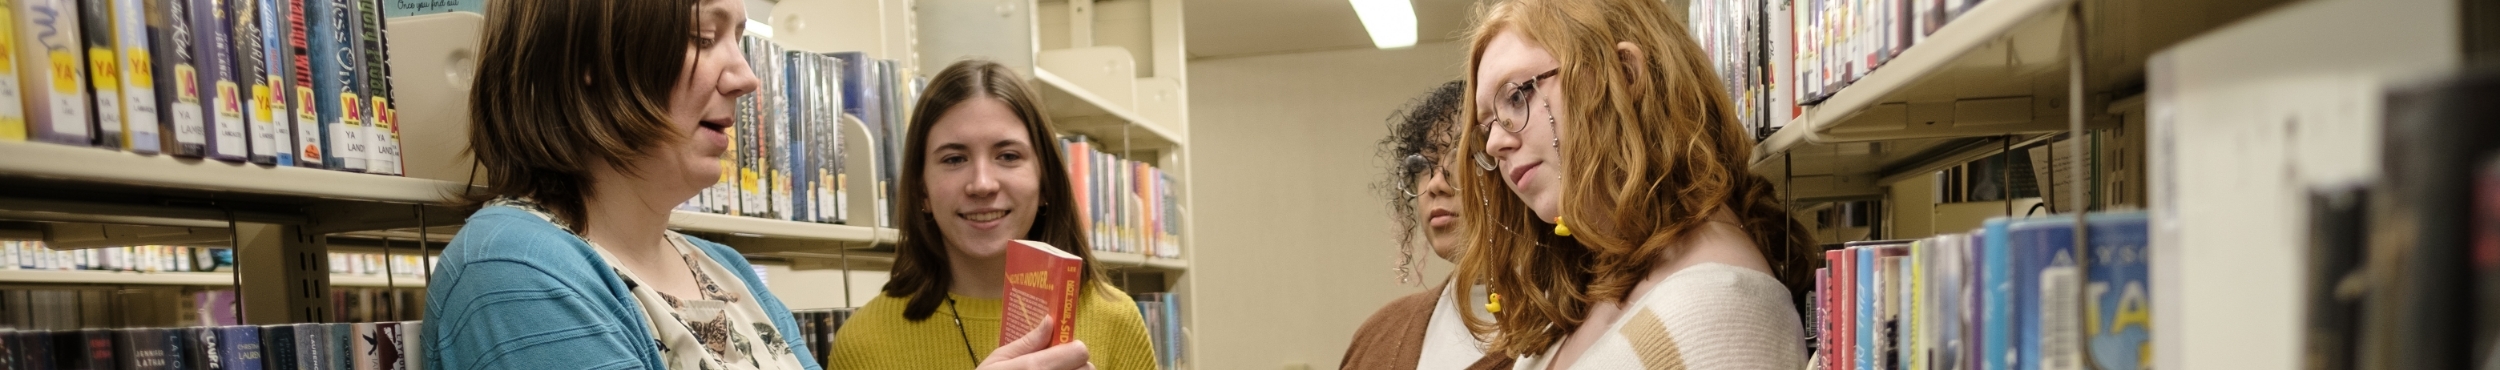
326, 323, 350, 370
2086, 212, 2152, 370
159, 327, 192, 370
1847, 240, 1908, 370
218, 326, 263, 370
2009, 217, 2085, 370
308, 0, 361, 172
111, 0, 162, 154
291, 323, 323, 370
1980, 218, 2014, 370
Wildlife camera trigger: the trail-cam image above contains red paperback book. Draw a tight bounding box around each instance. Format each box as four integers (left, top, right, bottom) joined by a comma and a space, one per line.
1001, 239, 1083, 346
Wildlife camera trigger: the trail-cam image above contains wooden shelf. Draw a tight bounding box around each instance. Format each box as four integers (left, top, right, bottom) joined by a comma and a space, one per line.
1751, 0, 2079, 184
0, 269, 424, 287
1035, 69, 1187, 151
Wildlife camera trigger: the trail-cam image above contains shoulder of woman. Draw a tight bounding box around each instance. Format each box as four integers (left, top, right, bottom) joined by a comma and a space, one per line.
439, 206, 604, 278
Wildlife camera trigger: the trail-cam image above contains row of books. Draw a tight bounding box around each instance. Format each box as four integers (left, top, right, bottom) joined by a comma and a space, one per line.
1810, 211, 2148, 370
0, 321, 424, 369
1062, 136, 1181, 259
323, 252, 432, 278
1, 241, 229, 272
1133, 292, 1183, 369
1690, 0, 1991, 139
678, 33, 928, 230
791, 307, 857, 367
3, 288, 201, 330
0, 0, 408, 175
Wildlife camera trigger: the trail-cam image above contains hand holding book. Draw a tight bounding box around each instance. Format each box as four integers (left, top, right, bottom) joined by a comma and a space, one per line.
982, 317, 1096, 370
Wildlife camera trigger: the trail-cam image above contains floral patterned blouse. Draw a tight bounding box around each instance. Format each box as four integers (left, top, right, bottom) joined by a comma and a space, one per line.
490, 198, 810, 370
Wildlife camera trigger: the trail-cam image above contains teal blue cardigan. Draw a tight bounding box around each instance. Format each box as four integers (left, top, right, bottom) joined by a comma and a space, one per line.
422, 205, 820, 370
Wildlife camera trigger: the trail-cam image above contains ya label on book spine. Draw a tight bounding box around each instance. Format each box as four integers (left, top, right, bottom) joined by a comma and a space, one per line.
19, 0, 94, 145
80, 0, 122, 150
147, 0, 207, 157
284, 0, 317, 166
229, 0, 277, 164
0, 4, 29, 142
113, 0, 160, 154
194, 0, 245, 162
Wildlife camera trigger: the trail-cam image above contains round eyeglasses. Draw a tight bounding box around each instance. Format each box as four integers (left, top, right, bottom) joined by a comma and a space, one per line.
1399, 154, 1457, 199
1475, 68, 1559, 172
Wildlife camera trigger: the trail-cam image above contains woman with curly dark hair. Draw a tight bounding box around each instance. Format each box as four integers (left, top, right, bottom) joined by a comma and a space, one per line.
1339, 81, 1510, 370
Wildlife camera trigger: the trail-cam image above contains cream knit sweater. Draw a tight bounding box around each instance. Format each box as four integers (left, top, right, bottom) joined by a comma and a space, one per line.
1514, 263, 1807, 370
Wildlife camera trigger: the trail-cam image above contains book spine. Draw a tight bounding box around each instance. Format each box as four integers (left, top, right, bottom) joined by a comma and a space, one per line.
80, 329, 113, 370
2087, 213, 2151, 370
354, 0, 391, 175
1981, 219, 2014, 370
398, 321, 420, 370
259, 325, 295, 370
283, 0, 314, 166
228, 0, 275, 164
143, 0, 200, 156
160, 328, 190, 370
23, 331, 58, 370
329, 323, 351, 370
1910, 240, 1929, 370
0, 3, 22, 142
20, 0, 94, 146
259, 0, 288, 165
307, 0, 356, 171
292, 323, 321, 370
192, 0, 242, 162
349, 323, 372, 370
112, 0, 159, 153
79, 0, 122, 150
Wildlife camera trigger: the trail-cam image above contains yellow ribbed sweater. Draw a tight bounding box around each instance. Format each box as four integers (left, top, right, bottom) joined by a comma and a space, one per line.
828, 285, 1159, 370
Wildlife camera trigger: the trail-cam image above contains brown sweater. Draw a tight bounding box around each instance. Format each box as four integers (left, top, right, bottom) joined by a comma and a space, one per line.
1339, 279, 1513, 370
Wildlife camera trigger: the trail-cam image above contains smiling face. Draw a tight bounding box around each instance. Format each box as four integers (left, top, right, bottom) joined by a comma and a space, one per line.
1474, 29, 1569, 222
643, 0, 758, 193
922, 97, 1046, 261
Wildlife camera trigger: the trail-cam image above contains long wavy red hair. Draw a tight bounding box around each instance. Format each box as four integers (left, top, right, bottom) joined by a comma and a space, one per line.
1450, 0, 1820, 356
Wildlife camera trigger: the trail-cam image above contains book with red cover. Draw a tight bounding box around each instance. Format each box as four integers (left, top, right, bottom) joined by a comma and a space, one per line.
1000, 239, 1083, 346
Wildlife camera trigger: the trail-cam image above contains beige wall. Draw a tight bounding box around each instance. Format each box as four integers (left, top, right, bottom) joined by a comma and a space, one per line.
1188, 41, 1467, 369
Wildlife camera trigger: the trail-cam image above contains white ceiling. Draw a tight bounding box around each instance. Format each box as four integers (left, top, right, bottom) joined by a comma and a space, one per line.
1185, 0, 1484, 60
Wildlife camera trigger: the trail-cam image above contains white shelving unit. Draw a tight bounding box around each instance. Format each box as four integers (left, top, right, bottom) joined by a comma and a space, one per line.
0, 269, 426, 288
1752, 0, 2082, 203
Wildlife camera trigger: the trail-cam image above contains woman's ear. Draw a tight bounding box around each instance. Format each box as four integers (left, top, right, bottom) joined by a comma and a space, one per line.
1615, 41, 1649, 92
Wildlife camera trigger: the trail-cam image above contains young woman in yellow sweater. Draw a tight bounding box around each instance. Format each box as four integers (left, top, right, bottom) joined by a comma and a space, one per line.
826, 59, 1159, 370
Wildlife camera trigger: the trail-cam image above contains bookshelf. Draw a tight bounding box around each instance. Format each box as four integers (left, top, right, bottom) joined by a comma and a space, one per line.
1749, 0, 2081, 203
0, 270, 425, 288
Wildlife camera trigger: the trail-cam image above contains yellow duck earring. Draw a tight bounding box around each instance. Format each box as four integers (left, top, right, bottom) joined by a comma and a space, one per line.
1487, 293, 1502, 314
1553, 217, 1571, 236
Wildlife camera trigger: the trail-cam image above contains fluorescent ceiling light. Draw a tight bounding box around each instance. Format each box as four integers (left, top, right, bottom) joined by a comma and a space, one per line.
1349, 0, 1417, 49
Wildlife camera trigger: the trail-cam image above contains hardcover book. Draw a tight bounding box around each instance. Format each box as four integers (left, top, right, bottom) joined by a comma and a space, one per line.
191, 0, 244, 162
143, 0, 202, 156
260, 324, 296, 370
2086, 212, 2152, 370
284, 0, 316, 167
0, 3, 25, 142
1000, 240, 1083, 346
111, 0, 161, 154
219, 325, 263, 370
18, 0, 95, 146
229, 0, 276, 164
78, 0, 122, 150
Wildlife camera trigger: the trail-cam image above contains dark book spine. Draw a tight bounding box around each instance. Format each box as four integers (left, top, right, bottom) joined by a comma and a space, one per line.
0, 330, 20, 369
282, 0, 316, 167
21, 331, 58, 370
229, 0, 274, 164
79, 329, 114, 370
79, 0, 123, 150
144, 0, 203, 157
314, 0, 362, 172
192, 0, 243, 162
218, 326, 262, 370
156, 328, 187, 370
353, 0, 391, 175
259, 325, 296, 370
187, 328, 219, 370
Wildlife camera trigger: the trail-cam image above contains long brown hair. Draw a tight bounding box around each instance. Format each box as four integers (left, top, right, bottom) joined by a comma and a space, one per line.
884, 60, 1103, 321
1450, 0, 1819, 356
464, 0, 701, 230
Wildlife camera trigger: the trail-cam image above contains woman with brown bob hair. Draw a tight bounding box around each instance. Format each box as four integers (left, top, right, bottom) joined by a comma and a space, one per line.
826, 60, 1157, 370
1449, 0, 1821, 368
424, 0, 1091, 367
